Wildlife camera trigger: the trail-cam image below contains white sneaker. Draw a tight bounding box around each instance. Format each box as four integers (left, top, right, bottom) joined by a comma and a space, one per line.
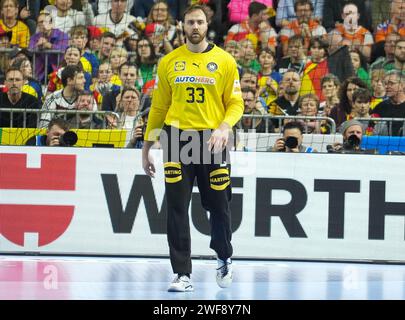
216, 258, 233, 288
168, 275, 194, 292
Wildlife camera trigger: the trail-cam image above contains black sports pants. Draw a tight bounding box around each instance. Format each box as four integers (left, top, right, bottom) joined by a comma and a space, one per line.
162, 125, 233, 275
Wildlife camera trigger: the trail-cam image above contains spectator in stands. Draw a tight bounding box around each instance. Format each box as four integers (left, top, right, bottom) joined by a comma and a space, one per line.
279, 0, 327, 56
322, 0, 371, 33
370, 32, 400, 72
94, 0, 136, 45
204, 0, 225, 45
327, 119, 368, 153
108, 86, 141, 130
237, 87, 268, 133
131, 0, 182, 21
68, 90, 103, 129
272, 121, 316, 152
297, 93, 322, 133
225, 1, 277, 52
350, 87, 388, 136
299, 37, 329, 100
109, 47, 128, 77
369, 69, 386, 111
276, 0, 324, 27
11, 57, 42, 104
54, 0, 94, 34
96, 32, 116, 64
135, 37, 158, 92
349, 49, 370, 87
17, 0, 37, 36
40, 64, 94, 128
319, 73, 340, 116
257, 48, 280, 107
276, 35, 308, 75
224, 40, 240, 59
98, 0, 134, 15
374, 0, 405, 43
144, 22, 174, 56
25, 118, 74, 146
0, 24, 12, 83
393, 39, 405, 72
371, 0, 391, 31
146, 0, 176, 43
258, 47, 281, 83
328, 3, 374, 60
0, 67, 39, 128
329, 76, 368, 129
69, 25, 99, 78
29, 10, 69, 83
87, 25, 103, 53
101, 62, 137, 112
46, 45, 92, 95
372, 70, 405, 136
171, 19, 185, 49
91, 61, 113, 106
237, 38, 261, 72
240, 68, 258, 92
268, 69, 301, 116
0, 0, 29, 48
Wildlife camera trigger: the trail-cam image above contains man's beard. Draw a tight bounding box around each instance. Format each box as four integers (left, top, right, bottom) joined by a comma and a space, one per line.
395, 53, 405, 64
185, 29, 207, 45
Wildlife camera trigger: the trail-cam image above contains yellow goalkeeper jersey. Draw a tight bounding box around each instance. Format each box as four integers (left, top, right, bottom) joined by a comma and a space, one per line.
144, 44, 244, 141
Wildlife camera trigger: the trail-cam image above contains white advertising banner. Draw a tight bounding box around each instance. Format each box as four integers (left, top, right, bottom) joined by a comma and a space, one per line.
1, 146, 405, 262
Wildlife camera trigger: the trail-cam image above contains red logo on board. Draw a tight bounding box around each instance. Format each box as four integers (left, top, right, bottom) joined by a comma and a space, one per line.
0, 153, 76, 246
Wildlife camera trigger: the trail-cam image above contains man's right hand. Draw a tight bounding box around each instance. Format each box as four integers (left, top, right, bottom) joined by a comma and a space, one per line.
49, 136, 61, 146
273, 138, 286, 151
142, 141, 156, 178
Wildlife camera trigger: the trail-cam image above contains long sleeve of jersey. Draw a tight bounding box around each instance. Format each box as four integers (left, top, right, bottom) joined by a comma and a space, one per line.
222, 57, 244, 127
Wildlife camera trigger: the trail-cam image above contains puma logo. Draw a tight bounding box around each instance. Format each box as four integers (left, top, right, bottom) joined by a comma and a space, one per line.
192, 62, 200, 68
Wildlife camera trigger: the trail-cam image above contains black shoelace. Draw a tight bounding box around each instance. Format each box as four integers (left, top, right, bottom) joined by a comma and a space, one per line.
218, 263, 229, 277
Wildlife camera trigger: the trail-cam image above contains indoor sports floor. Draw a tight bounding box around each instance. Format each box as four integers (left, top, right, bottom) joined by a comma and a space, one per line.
1, 255, 405, 300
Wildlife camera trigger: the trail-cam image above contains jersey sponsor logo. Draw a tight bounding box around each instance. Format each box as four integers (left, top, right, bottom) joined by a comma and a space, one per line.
174, 76, 216, 85
174, 61, 186, 71
207, 62, 218, 72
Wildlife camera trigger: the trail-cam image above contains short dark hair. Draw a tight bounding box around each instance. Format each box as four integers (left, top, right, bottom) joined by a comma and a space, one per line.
282, 121, 304, 134
294, 0, 314, 12
101, 32, 116, 40
288, 35, 305, 46
321, 73, 340, 87
309, 37, 329, 56
241, 87, 256, 96
61, 64, 83, 87
48, 118, 70, 131
352, 88, 372, 103
183, 4, 209, 21
248, 1, 267, 17
119, 62, 137, 74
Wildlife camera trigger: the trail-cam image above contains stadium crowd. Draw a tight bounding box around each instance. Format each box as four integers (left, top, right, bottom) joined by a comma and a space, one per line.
0, 0, 404, 149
